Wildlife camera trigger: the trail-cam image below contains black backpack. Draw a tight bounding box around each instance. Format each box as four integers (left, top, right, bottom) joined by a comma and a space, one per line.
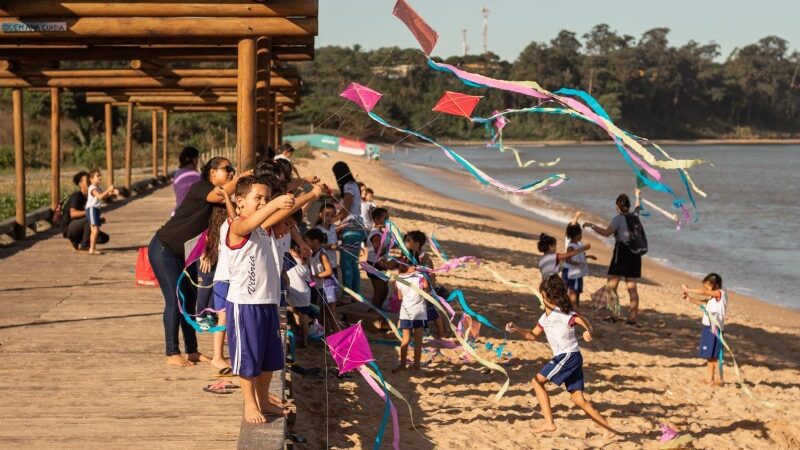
623, 213, 648, 255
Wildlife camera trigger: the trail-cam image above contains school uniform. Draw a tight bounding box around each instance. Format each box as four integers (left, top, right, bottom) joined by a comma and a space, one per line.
225, 222, 284, 378
284, 253, 317, 319
698, 290, 728, 359
85, 184, 102, 226
309, 250, 337, 304
316, 223, 340, 278
562, 242, 588, 294
537, 307, 585, 392
396, 273, 427, 329
211, 219, 231, 310
365, 227, 387, 280
538, 253, 562, 279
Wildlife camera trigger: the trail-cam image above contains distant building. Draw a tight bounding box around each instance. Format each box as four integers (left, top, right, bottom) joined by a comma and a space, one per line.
370, 64, 415, 79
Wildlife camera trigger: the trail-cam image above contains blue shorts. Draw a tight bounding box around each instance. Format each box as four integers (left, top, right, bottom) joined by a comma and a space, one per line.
87, 207, 101, 226
212, 281, 229, 311
399, 319, 427, 330
226, 302, 284, 378
539, 351, 584, 392
698, 326, 722, 359
561, 268, 583, 294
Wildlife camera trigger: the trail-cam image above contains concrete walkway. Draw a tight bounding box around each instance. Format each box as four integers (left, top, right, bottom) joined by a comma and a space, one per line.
0, 187, 245, 448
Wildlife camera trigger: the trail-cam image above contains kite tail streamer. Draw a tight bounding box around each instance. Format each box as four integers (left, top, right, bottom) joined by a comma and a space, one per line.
392, 274, 510, 401
343, 286, 402, 341
447, 289, 502, 333
176, 230, 226, 333
357, 362, 399, 450
367, 111, 566, 194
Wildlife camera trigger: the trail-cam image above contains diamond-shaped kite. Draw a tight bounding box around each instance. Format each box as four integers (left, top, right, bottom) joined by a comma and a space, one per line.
392, 0, 439, 55
493, 110, 509, 131
340, 82, 383, 112
432, 91, 483, 118
325, 322, 375, 374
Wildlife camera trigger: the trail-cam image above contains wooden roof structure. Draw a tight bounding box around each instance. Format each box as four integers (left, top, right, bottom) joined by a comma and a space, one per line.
1, 0, 317, 240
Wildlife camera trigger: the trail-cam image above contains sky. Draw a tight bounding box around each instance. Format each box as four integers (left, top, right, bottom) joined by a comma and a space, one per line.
318, 0, 799, 61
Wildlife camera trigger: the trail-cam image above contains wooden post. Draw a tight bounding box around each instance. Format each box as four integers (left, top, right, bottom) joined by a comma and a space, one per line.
151, 111, 158, 178
277, 108, 284, 147
162, 110, 168, 176
256, 37, 271, 162
224, 128, 229, 148
104, 103, 114, 186
12, 88, 25, 240
124, 103, 133, 192
237, 38, 256, 170
271, 97, 279, 150
50, 87, 60, 213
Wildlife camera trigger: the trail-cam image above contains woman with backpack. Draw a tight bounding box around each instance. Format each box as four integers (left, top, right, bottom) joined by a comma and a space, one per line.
583, 189, 646, 325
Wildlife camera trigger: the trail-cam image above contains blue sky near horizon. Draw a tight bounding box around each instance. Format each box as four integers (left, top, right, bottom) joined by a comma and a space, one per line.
318, 0, 799, 61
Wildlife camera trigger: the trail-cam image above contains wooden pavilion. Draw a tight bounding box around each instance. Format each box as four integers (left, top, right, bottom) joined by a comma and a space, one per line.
0, 0, 317, 240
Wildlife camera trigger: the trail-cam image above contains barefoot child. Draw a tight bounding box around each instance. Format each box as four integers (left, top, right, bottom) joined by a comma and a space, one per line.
85, 168, 116, 254
395, 250, 429, 371
304, 228, 337, 335
316, 203, 340, 283
506, 275, 617, 438
563, 212, 597, 310
226, 175, 323, 423
538, 232, 591, 279
404, 230, 446, 339
682, 273, 727, 386
285, 240, 317, 347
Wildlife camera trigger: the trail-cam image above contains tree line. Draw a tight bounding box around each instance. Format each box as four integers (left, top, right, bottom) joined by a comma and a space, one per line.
288, 25, 800, 142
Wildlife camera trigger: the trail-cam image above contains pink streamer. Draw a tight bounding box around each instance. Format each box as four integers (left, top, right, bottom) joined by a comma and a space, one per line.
357, 366, 400, 450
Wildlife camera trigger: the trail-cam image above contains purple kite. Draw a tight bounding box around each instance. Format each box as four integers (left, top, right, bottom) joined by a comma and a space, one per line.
340, 82, 383, 113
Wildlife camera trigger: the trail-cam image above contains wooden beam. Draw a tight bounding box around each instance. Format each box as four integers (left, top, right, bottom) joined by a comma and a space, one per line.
174, 105, 236, 112
237, 38, 256, 170
256, 37, 271, 160
0, 39, 314, 60
151, 110, 158, 178
12, 88, 25, 240
162, 110, 168, 176
0, 75, 296, 88
50, 87, 60, 212
104, 103, 113, 186
0, 1, 318, 18
87, 94, 240, 104
0, 36, 313, 46
124, 103, 133, 191
0, 17, 317, 39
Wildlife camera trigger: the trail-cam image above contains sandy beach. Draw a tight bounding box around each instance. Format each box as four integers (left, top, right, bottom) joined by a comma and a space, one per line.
289, 152, 800, 449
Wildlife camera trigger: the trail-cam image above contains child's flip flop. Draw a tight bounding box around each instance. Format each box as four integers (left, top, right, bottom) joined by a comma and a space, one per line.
213, 367, 235, 378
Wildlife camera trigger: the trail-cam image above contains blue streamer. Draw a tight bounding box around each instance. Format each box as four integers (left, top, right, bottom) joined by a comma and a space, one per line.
177, 270, 226, 334
447, 289, 501, 333
286, 329, 297, 362
368, 361, 392, 450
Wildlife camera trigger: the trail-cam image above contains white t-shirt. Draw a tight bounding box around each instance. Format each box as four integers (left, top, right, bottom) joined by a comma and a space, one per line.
342, 181, 362, 223
316, 224, 339, 268
285, 254, 311, 308
564, 242, 588, 279
85, 185, 101, 209
274, 154, 290, 162
276, 233, 291, 271
225, 223, 280, 305
361, 201, 376, 230
537, 307, 580, 356
396, 273, 427, 321
366, 228, 383, 264
213, 220, 231, 282
702, 290, 728, 328
538, 253, 562, 278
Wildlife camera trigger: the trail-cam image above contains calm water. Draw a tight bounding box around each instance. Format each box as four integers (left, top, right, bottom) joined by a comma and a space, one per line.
383, 144, 800, 309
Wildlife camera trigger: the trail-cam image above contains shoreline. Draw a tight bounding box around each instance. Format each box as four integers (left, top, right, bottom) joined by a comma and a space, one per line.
383, 138, 800, 147
292, 152, 800, 449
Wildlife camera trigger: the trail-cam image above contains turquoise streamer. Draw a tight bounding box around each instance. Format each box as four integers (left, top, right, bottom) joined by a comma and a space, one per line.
177, 270, 226, 334
287, 329, 297, 362
368, 361, 392, 450
447, 289, 501, 333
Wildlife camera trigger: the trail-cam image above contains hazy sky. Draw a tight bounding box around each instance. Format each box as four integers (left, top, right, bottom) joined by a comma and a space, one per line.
318, 0, 799, 61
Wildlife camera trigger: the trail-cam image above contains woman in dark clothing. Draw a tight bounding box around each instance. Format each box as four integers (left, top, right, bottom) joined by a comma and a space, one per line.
583, 189, 643, 325
148, 156, 243, 367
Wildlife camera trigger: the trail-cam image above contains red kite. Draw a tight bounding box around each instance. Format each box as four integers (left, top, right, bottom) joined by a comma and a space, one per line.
392, 0, 439, 55
432, 91, 483, 118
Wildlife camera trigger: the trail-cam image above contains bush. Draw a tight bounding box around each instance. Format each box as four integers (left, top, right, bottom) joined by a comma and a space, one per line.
0, 145, 13, 169
71, 135, 106, 168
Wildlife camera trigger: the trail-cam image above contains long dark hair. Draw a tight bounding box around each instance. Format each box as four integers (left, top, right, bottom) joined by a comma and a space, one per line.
179, 146, 200, 167
703, 273, 723, 290
332, 161, 356, 195
201, 157, 229, 181
539, 274, 571, 313
616, 194, 631, 213
203, 206, 227, 266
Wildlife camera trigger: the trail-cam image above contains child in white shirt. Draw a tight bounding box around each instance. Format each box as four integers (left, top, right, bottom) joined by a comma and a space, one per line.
506, 275, 616, 439
394, 250, 429, 371
85, 168, 116, 254
682, 273, 728, 387
562, 212, 597, 310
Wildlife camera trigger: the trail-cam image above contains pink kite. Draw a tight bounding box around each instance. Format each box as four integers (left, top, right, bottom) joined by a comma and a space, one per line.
325, 322, 375, 374
340, 82, 383, 112
493, 110, 509, 131
392, 0, 438, 55
432, 91, 483, 118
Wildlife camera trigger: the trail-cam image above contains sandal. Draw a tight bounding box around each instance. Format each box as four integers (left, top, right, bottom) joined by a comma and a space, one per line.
203, 382, 234, 395
213, 367, 235, 378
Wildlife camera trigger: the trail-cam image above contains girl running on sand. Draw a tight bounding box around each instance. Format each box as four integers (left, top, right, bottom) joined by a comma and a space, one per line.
506, 275, 617, 438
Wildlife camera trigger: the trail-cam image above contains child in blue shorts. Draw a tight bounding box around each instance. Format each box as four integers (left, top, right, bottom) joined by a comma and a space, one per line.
562, 211, 597, 311
395, 250, 429, 371
682, 273, 728, 386
506, 274, 617, 438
